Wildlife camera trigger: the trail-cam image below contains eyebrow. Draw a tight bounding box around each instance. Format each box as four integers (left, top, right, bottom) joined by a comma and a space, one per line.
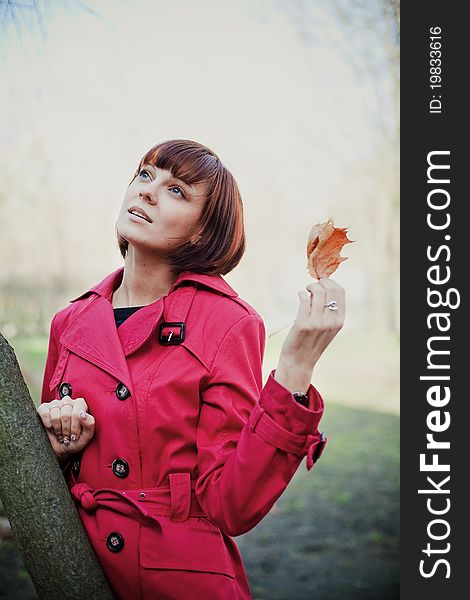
142, 163, 195, 191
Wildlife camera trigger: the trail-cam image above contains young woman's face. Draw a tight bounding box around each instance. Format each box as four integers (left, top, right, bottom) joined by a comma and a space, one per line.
116, 164, 207, 257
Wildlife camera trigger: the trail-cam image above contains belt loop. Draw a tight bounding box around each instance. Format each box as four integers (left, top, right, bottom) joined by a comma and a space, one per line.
168, 472, 191, 522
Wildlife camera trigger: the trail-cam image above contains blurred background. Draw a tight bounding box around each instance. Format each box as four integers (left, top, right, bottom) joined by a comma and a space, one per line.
0, 1, 399, 598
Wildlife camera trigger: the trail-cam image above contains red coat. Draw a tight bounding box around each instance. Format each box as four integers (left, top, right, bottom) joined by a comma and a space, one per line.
41, 267, 326, 600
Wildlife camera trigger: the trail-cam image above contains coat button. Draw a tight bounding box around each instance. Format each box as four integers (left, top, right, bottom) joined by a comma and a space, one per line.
115, 383, 130, 400
112, 458, 129, 478
71, 459, 81, 476
59, 382, 72, 398
106, 532, 124, 553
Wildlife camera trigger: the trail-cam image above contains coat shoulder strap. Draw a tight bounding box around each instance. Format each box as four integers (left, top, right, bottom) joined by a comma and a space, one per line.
159, 284, 198, 345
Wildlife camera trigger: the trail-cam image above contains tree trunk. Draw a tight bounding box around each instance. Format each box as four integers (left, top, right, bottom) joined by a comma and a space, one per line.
0, 332, 115, 600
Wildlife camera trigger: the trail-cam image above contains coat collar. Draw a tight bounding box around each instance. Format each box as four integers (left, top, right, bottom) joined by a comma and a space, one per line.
60, 268, 238, 387
70, 267, 239, 303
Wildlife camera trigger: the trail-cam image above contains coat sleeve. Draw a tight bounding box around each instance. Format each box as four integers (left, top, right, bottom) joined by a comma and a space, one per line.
195, 313, 327, 537
41, 313, 60, 404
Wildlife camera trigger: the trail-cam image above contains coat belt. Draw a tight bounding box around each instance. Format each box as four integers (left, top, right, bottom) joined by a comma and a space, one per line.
70, 472, 207, 525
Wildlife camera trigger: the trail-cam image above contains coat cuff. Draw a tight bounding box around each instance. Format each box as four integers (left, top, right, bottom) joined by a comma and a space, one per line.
261, 369, 324, 434
248, 370, 327, 470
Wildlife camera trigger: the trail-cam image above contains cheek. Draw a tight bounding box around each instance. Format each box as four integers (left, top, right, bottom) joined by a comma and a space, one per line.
163, 205, 200, 231
179, 203, 204, 229
178, 215, 201, 238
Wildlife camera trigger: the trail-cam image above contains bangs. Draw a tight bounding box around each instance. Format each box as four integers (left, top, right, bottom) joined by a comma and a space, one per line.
138, 139, 220, 187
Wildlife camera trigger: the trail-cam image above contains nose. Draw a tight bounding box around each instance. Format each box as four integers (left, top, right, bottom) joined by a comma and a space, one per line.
139, 190, 157, 205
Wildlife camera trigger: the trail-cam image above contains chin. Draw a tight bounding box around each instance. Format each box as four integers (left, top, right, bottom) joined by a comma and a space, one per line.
117, 221, 144, 241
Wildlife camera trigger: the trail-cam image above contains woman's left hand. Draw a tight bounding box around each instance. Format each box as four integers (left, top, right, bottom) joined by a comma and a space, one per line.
274, 277, 345, 393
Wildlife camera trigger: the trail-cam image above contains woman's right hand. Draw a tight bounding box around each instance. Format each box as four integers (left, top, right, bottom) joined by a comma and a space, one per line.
37, 396, 95, 464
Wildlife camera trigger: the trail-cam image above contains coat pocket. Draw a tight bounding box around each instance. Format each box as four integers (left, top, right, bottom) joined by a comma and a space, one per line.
140, 517, 235, 578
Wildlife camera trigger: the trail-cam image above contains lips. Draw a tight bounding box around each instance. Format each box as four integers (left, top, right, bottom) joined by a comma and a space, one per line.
128, 206, 152, 223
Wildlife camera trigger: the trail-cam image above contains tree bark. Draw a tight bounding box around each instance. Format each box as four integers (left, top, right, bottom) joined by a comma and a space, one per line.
0, 332, 115, 600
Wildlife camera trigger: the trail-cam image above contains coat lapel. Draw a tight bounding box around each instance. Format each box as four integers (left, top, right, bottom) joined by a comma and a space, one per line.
60, 295, 133, 390
117, 300, 164, 357
62, 267, 240, 376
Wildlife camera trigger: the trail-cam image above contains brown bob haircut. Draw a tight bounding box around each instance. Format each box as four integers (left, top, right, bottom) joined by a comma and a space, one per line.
118, 139, 246, 276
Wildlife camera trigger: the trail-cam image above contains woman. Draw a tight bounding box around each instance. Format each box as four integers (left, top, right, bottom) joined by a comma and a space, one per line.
38, 139, 345, 600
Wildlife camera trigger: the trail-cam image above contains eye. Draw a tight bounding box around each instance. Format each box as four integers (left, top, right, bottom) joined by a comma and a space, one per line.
138, 169, 150, 179
169, 185, 185, 198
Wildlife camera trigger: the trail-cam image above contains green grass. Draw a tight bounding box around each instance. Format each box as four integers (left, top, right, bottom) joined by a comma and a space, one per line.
1, 335, 399, 599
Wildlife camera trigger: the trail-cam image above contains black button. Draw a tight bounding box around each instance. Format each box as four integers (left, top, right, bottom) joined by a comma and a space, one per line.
59, 382, 72, 399
72, 459, 81, 476
112, 458, 129, 478
116, 383, 130, 400
106, 532, 124, 553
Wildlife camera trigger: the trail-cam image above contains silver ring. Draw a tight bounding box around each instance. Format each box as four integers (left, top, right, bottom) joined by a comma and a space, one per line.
59, 401, 74, 409
324, 301, 338, 311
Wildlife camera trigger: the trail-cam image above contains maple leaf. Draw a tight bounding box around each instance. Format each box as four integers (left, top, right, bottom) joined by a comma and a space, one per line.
307, 218, 354, 279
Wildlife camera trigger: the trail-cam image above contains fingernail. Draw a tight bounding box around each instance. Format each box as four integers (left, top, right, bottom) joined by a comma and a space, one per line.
71, 434, 77, 441
63, 437, 70, 445
80, 411, 88, 421
57, 435, 64, 442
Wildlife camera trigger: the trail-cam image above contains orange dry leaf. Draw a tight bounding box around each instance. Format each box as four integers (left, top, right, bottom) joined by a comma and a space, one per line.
307, 218, 354, 278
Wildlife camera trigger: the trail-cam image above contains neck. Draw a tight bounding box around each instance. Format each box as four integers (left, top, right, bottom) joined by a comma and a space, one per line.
112, 247, 179, 308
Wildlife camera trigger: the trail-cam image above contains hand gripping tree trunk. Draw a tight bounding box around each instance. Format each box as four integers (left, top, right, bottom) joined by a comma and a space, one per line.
0, 333, 115, 600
